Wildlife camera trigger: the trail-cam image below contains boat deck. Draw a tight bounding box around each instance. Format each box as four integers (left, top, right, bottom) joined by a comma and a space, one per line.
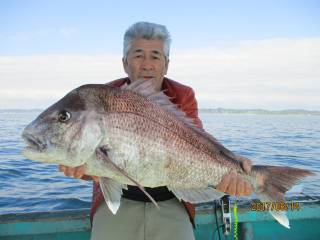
1, 200, 320, 240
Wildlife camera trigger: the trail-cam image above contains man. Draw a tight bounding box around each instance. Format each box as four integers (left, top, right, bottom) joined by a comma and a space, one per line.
59, 22, 252, 240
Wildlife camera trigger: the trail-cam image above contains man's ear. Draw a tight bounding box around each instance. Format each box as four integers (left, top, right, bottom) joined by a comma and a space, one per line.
122, 57, 129, 74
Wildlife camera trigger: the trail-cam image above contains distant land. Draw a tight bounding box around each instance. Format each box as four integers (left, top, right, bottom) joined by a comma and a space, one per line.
0, 108, 320, 115
199, 108, 320, 115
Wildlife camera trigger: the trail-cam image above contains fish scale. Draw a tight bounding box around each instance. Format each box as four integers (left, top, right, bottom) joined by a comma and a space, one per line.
102, 110, 229, 188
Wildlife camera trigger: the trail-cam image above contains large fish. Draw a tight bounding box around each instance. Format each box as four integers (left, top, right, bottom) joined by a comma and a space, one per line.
22, 80, 313, 228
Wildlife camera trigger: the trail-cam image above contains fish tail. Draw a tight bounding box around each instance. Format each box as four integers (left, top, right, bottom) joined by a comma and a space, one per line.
252, 165, 314, 228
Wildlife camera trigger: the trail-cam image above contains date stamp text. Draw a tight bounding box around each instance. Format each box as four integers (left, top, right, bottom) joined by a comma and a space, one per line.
251, 201, 300, 211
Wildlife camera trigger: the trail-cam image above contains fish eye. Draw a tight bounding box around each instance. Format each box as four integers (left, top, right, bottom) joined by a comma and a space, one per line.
58, 110, 71, 123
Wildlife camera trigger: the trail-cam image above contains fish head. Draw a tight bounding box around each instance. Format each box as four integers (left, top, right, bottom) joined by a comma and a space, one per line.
22, 85, 106, 167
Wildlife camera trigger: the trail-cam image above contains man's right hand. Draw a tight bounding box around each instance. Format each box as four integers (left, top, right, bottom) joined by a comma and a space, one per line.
58, 165, 99, 182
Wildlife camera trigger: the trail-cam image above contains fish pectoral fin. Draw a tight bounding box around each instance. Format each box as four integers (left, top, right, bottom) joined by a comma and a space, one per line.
97, 146, 159, 210
99, 177, 125, 214
168, 186, 225, 203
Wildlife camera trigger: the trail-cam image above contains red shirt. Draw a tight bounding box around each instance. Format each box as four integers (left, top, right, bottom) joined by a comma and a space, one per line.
90, 77, 203, 226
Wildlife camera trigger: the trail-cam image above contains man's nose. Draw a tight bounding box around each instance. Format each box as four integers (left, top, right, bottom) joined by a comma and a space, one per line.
140, 58, 154, 71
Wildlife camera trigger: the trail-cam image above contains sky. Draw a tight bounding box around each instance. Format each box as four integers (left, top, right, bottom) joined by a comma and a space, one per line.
0, 0, 319, 110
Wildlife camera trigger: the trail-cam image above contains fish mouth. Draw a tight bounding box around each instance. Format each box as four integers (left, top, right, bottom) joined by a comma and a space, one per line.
22, 133, 47, 152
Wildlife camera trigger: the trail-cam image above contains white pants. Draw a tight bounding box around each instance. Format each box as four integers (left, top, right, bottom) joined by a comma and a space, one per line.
90, 198, 195, 240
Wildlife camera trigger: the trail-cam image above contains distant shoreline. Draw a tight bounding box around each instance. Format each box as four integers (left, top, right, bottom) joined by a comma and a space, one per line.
199, 108, 320, 115
1, 108, 320, 116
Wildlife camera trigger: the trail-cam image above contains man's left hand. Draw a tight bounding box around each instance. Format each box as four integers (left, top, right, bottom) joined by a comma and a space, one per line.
216, 155, 253, 196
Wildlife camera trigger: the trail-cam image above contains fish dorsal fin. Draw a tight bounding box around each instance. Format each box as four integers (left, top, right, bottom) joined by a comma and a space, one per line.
121, 79, 195, 125
121, 79, 239, 165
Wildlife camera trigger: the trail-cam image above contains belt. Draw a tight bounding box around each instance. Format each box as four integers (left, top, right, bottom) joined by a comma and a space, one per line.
122, 185, 176, 202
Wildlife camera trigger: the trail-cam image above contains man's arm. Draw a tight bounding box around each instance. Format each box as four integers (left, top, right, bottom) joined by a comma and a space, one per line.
58, 165, 98, 182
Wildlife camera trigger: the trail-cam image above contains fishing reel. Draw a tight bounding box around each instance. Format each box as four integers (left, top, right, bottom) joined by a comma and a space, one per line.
220, 195, 232, 235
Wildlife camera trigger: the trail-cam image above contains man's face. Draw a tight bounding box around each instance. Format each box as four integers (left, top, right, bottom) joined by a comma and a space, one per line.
122, 38, 169, 91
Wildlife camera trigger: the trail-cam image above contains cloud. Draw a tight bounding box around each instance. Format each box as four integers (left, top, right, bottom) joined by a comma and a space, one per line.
0, 38, 319, 110
11, 32, 32, 41
0, 54, 124, 108
59, 27, 78, 38
2, 27, 77, 43
169, 38, 320, 110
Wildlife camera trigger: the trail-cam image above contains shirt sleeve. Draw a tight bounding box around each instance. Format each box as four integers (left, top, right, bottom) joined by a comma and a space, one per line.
180, 88, 203, 129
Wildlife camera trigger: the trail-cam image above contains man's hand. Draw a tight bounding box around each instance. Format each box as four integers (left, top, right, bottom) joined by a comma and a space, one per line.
216, 155, 253, 196
58, 165, 99, 182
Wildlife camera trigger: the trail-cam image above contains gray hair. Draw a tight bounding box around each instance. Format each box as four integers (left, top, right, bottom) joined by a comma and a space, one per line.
123, 22, 171, 60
